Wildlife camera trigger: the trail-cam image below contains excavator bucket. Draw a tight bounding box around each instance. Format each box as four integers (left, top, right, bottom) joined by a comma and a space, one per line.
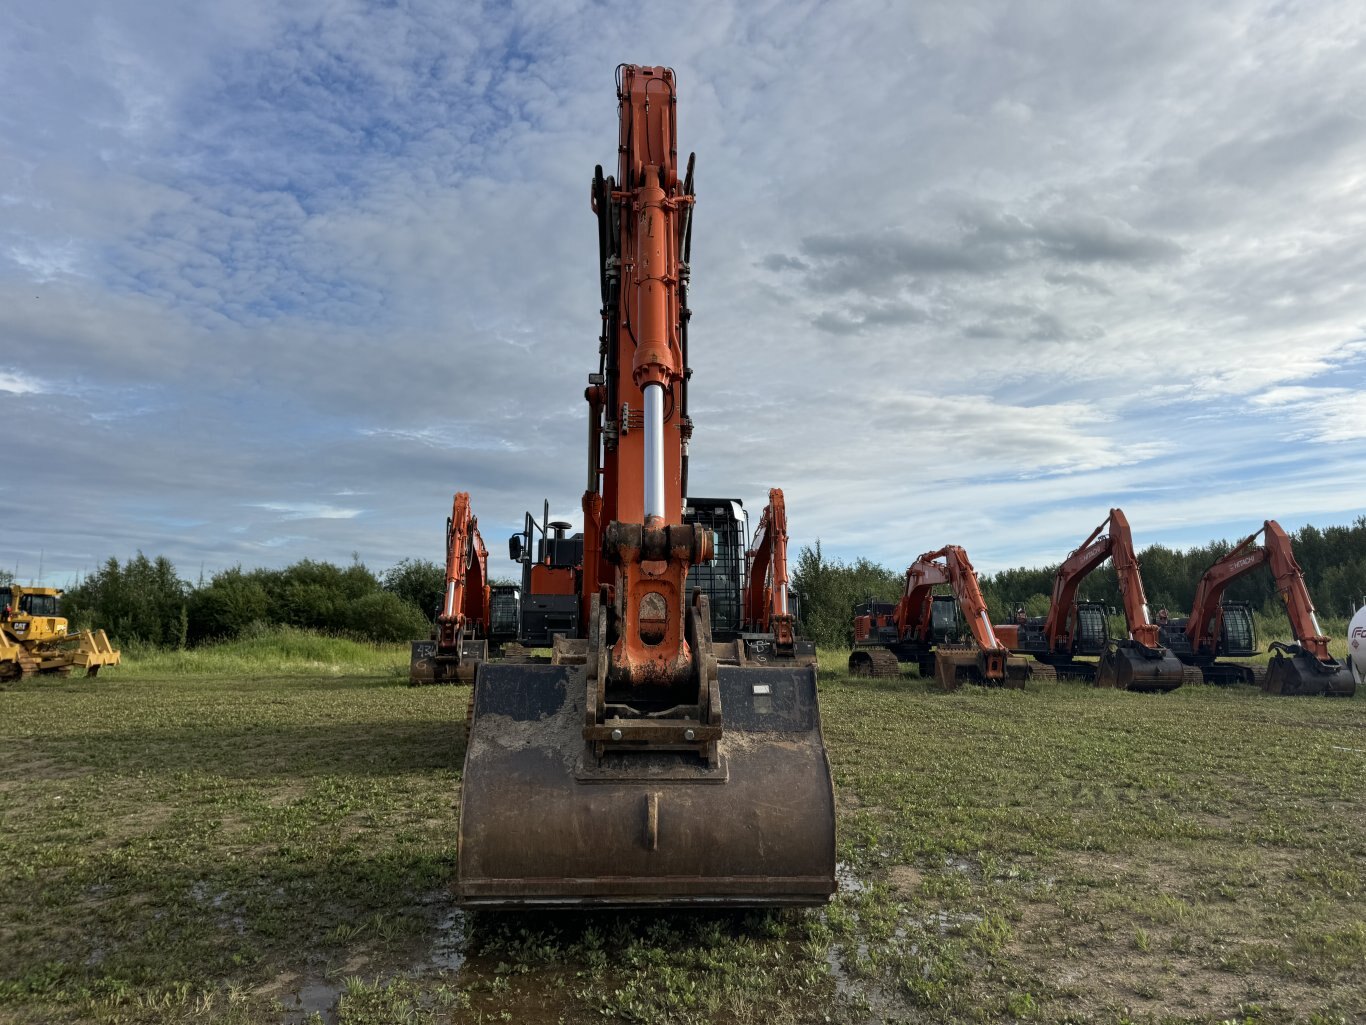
1096, 641, 1184, 692
931, 646, 1030, 690
410, 638, 487, 685
1263, 649, 1355, 697
457, 661, 836, 907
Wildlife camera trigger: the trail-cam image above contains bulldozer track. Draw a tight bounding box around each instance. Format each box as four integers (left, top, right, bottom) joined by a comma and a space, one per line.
848, 646, 901, 678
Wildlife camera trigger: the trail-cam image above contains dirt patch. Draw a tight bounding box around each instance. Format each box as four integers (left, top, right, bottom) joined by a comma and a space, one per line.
886, 864, 922, 893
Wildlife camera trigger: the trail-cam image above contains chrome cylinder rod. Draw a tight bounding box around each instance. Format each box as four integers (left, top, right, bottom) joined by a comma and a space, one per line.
643, 383, 665, 519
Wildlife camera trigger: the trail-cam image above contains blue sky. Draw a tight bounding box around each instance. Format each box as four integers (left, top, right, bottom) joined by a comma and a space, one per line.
3, 0, 1365, 587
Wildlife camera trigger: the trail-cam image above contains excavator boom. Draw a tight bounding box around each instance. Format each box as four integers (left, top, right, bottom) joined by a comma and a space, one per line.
411, 492, 491, 684
457, 66, 835, 907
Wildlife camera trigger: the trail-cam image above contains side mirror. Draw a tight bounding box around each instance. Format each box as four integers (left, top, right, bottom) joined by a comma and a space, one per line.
508, 535, 524, 563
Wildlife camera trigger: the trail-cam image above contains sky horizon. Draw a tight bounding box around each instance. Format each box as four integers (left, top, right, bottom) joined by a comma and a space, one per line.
4, 1, 1365, 589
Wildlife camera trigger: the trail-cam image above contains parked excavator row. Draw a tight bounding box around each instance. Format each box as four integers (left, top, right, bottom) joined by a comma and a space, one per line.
1, 584, 120, 681
447, 66, 834, 908
849, 546, 1030, 688
1158, 519, 1354, 697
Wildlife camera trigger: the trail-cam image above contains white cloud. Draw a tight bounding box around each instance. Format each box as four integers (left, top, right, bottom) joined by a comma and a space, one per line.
2, 0, 1365, 583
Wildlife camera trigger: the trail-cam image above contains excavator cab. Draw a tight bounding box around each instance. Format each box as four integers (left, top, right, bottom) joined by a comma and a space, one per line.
1218, 601, 1257, 658
509, 506, 584, 647
683, 497, 746, 638
1072, 601, 1110, 656
928, 594, 962, 643
488, 585, 520, 643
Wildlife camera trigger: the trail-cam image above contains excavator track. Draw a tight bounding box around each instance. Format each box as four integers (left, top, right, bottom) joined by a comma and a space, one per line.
1181, 665, 1205, 687
848, 646, 902, 678
1027, 662, 1058, 683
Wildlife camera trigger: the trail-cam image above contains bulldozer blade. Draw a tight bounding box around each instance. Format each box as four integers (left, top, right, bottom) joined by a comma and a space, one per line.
1263, 652, 1355, 697
457, 662, 836, 908
1096, 643, 1184, 692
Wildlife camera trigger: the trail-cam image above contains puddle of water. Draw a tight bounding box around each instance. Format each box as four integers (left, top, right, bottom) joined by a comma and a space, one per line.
835, 861, 867, 893
426, 907, 467, 973
282, 979, 342, 1025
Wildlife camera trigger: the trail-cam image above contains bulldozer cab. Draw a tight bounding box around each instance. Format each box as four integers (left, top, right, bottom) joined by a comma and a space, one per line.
3, 586, 68, 642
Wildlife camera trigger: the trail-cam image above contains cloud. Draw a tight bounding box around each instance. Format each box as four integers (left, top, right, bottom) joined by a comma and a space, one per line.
0, 370, 52, 395
3, 0, 1365, 588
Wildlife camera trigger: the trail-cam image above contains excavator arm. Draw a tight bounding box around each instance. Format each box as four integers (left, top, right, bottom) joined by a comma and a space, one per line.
437, 492, 490, 650
1106, 509, 1160, 649
1263, 520, 1333, 661
743, 488, 796, 650
411, 491, 490, 684
1185, 524, 1268, 656
1092, 509, 1184, 690
1041, 515, 1115, 656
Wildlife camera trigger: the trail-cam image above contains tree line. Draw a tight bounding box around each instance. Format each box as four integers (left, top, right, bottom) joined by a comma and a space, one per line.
30, 515, 1366, 649
791, 516, 1366, 648
55, 555, 448, 647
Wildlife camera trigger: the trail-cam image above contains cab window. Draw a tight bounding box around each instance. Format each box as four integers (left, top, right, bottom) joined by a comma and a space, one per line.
19, 594, 58, 616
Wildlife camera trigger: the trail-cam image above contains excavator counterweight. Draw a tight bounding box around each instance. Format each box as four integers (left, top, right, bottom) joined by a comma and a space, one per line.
456, 66, 835, 908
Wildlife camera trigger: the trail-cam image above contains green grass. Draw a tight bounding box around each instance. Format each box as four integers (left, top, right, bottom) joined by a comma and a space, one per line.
0, 642, 1362, 1024
119, 624, 411, 679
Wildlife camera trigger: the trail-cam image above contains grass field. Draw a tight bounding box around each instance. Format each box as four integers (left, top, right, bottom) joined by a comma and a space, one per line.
1, 636, 1362, 1024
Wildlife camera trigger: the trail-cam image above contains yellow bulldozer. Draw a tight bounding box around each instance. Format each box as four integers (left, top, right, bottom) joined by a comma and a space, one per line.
0, 584, 121, 680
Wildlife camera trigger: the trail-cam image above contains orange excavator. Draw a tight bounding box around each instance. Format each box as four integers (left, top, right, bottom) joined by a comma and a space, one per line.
995, 509, 1186, 691
736, 488, 816, 666
409, 492, 493, 684
1159, 520, 1354, 696
849, 546, 1031, 687
456, 66, 836, 907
